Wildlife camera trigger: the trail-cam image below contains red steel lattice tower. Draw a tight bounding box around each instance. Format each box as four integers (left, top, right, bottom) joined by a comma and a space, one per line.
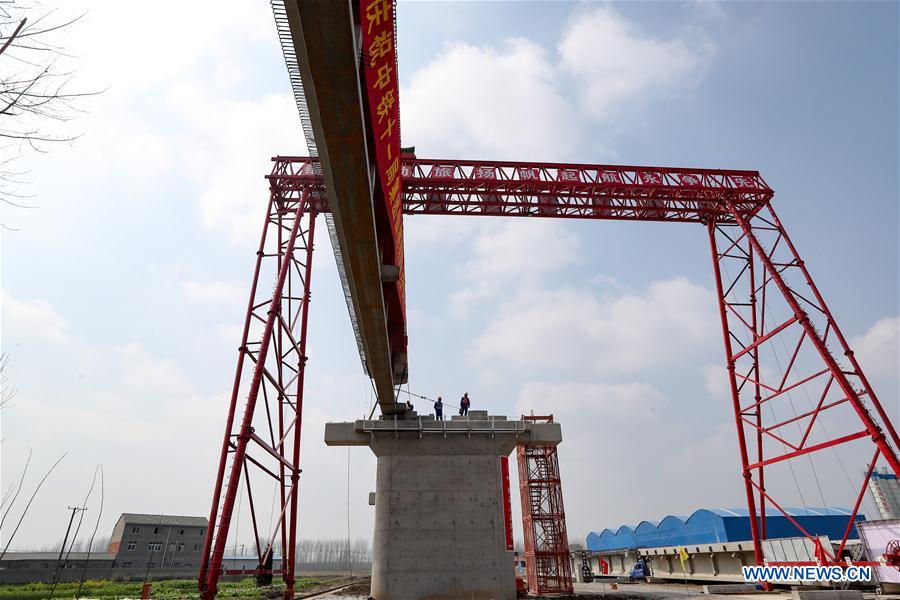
517, 415, 573, 596
198, 177, 321, 600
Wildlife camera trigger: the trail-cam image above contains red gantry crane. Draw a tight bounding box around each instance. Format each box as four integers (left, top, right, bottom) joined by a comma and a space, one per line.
198, 1, 900, 598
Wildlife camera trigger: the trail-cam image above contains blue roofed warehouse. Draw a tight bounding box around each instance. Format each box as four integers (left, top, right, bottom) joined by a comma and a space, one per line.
586, 507, 865, 552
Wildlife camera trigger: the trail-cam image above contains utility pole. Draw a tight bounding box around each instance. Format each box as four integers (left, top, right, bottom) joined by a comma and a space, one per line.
51, 507, 86, 586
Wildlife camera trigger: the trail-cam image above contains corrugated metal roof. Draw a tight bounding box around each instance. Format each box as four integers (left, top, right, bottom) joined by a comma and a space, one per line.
586, 507, 865, 552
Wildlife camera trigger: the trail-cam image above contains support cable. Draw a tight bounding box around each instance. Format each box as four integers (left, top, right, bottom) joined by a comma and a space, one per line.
762, 301, 828, 509
720, 257, 809, 509
346, 445, 352, 577
763, 300, 880, 518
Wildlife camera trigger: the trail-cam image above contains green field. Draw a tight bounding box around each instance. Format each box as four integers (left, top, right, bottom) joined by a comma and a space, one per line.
0, 577, 330, 599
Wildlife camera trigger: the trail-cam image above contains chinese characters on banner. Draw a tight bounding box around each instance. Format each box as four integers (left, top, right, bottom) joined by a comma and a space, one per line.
362, 0, 406, 320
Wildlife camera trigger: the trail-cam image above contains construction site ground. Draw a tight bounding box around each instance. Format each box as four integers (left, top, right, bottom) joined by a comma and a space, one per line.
303, 577, 900, 600
570, 582, 900, 600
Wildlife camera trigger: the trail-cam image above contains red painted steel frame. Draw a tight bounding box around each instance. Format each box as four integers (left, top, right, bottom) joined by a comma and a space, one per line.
268, 156, 773, 223
707, 201, 900, 570
198, 178, 318, 600
268, 156, 899, 566
518, 415, 573, 596
201, 155, 897, 597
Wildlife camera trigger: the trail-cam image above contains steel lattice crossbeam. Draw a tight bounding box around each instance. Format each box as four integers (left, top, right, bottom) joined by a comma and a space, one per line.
269, 156, 773, 223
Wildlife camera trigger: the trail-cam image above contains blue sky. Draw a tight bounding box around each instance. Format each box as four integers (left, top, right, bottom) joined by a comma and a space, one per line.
1, 1, 897, 551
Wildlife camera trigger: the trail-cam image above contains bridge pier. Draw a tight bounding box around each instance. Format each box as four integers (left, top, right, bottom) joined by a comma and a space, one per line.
325, 412, 562, 600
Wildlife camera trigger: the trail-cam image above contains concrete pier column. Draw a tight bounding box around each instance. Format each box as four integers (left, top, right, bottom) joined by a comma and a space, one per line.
325, 413, 561, 600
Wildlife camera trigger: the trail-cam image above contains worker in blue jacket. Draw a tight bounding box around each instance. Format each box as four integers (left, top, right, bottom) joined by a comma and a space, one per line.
434, 397, 443, 421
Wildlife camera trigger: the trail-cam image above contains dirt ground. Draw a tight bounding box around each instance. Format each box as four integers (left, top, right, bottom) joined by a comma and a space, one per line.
305, 578, 900, 600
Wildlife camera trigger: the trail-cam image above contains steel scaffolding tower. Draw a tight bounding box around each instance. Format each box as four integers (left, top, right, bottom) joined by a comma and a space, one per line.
517, 415, 573, 596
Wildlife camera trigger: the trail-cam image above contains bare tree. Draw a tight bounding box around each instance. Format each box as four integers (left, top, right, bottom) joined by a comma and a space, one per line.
0, 447, 31, 529
76, 465, 103, 599
48, 464, 100, 599
0, 1, 100, 226
90, 534, 109, 553
295, 538, 372, 569
0, 451, 66, 560
0, 352, 17, 408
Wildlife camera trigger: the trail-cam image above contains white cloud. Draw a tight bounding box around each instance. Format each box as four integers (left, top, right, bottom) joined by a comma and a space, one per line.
689, 0, 727, 21
512, 381, 742, 538
401, 5, 716, 160
472, 277, 718, 377
1, 0, 303, 249
187, 92, 305, 245
852, 316, 899, 414
559, 5, 715, 119
463, 220, 581, 283
447, 220, 580, 317
1, 290, 68, 344
184, 280, 245, 305
119, 342, 193, 395
214, 323, 244, 346
852, 316, 899, 382
72, 0, 273, 92
401, 39, 581, 161
516, 381, 669, 418
702, 362, 730, 400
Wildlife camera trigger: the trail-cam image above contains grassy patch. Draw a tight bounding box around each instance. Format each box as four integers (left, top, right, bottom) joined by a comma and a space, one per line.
0, 577, 328, 599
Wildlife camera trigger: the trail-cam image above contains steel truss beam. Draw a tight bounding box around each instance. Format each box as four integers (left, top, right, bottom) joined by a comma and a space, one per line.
268, 156, 773, 223
198, 185, 317, 600
518, 415, 573, 596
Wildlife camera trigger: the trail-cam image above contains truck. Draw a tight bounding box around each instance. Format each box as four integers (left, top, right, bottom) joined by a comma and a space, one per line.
629, 560, 651, 581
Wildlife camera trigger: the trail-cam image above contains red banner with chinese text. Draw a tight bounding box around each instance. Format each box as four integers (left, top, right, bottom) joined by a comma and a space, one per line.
501, 456, 514, 551
361, 0, 406, 362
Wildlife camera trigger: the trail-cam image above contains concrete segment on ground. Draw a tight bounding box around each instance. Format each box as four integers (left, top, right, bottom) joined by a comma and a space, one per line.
703, 583, 761, 594
790, 592, 863, 600
325, 413, 561, 600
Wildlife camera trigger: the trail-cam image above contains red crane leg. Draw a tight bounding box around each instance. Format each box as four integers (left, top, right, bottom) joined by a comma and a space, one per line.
725, 200, 900, 474
284, 211, 316, 599
198, 191, 277, 590
709, 200, 899, 574
747, 245, 767, 541
760, 205, 900, 454
708, 221, 766, 570
199, 188, 317, 600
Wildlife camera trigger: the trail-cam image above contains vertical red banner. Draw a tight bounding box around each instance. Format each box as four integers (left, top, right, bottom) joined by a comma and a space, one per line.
501, 456, 514, 551
360, 0, 405, 314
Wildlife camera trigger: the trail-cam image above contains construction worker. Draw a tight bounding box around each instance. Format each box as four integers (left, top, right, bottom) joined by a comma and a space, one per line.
459, 393, 470, 416
434, 397, 443, 420
406, 399, 414, 413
